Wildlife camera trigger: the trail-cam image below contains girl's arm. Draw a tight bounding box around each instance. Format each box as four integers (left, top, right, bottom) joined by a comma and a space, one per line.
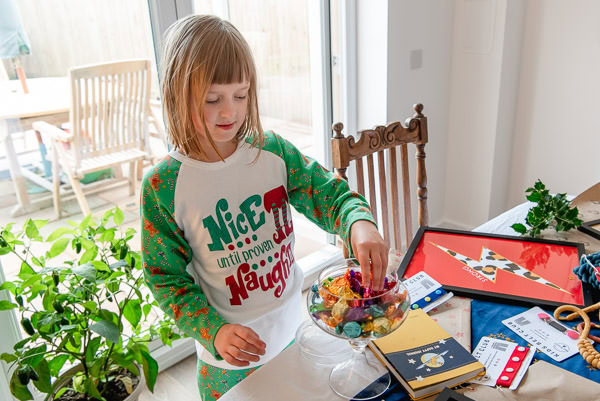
264, 133, 388, 289
140, 159, 227, 359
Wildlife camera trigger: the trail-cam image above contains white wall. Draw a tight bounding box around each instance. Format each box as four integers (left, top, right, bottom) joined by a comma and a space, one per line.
444, 0, 525, 229
507, 0, 600, 207
356, 0, 454, 232
356, 0, 599, 232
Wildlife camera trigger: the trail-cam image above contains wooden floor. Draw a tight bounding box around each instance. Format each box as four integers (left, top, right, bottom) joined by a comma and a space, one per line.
139, 355, 201, 401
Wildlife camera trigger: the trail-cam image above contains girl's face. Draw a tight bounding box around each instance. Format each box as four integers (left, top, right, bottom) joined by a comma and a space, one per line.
191, 80, 249, 161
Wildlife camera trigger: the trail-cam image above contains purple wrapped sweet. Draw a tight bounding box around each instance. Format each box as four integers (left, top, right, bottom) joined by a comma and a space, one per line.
344, 307, 368, 322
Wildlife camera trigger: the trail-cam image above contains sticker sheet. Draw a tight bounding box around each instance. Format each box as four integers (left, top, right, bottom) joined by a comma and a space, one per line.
502, 306, 580, 362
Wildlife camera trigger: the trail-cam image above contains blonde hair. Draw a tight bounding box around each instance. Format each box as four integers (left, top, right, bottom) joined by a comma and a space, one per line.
161, 15, 263, 159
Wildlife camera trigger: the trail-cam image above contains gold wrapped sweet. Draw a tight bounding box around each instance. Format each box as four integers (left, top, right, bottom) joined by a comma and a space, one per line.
373, 317, 391, 335
361, 321, 374, 334
332, 299, 350, 321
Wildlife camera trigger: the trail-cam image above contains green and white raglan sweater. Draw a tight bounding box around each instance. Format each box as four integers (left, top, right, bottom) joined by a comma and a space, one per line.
140, 131, 374, 370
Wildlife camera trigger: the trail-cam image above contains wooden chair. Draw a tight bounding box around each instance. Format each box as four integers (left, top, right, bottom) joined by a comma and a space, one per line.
32, 59, 151, 218
331, 103, 428, 254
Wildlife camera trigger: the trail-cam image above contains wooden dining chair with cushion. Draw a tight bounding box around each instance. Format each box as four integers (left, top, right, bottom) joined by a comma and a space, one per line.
32, 59, 152, 218
331, 103, 428, 256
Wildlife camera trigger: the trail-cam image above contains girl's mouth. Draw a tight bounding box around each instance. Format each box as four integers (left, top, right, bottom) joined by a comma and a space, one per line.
217, 123, 235, 130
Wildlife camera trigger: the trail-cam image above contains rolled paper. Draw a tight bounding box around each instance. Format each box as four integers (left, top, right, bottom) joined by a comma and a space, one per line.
343, 321, 362, 338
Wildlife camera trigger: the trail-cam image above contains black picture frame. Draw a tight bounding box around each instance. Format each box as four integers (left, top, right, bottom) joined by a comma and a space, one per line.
397, 226, 595, 308
578, 218, 600, 241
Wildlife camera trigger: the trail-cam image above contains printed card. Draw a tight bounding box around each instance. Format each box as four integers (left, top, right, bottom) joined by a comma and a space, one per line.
472, 336, 535, 390
502, 306, 580, 362
403, 271, 453, 313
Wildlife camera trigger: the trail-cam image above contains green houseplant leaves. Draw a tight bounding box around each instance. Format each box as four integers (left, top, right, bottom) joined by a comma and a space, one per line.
0, 207, 181, 401
511, 180, 583, 238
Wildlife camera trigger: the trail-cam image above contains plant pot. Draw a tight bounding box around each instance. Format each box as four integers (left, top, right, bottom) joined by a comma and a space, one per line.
47, 363, 145, 401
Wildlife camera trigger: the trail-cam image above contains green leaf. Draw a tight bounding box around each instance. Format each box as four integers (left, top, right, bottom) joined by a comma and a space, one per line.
79, 247, 97, 265
0, 300, 17, 310
80, 238, 95, 251
526, 192, 541, 202
24, 219, 40, 240
9, 370, 33, 400
18, 262, 35, 280
86, 377, 107, 401
99, 229, 115, 243
47, 227, 76, 242
142, 304, 152, 318
32, 358, 52, 393
140, 349, 158, 392
113, 207, 124, 226
21, 344, 46, 366
48, 238, 70, 259
48, 354, 70, 377
82, 301, 98, 312
90, 320, 120, 344
85, 336, 102, 362
72, 263, 97, 282
534, 180, 545, 190
79, 214, 93, 232
92, 261, 110, 272
0, 352, 17, 363
0, 281, 16, 292
511, 223, 527, 234
124, 299, 142, 328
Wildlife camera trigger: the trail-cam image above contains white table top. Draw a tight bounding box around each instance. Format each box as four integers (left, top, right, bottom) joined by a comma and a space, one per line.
219, 205, 540, 401
0, 77, 69, 120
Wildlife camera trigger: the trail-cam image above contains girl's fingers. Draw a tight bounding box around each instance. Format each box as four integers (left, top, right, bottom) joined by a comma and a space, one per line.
235, 326, 266, 354
356, 250, 372, 288
232, 335, 265, 356
371, 251, 385, 291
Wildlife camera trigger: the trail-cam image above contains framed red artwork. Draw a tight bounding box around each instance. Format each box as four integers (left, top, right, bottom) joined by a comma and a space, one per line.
398, 227, 594, 307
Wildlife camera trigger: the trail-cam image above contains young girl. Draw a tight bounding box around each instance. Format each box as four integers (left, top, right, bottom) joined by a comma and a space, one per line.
141, 14, 389, 400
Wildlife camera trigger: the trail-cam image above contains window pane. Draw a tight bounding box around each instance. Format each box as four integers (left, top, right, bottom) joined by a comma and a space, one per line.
0, 0, 164, 337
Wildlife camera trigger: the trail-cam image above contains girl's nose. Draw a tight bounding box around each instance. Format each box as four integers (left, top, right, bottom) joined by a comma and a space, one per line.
219, 101, 234, 118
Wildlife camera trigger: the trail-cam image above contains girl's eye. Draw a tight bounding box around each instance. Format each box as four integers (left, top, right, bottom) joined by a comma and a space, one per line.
235, 95, 247, 100
206, 99, 219, 104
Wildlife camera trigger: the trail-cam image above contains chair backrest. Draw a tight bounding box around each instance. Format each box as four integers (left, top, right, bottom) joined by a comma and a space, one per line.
68, 59, 151, 166
331, 103, 428, 251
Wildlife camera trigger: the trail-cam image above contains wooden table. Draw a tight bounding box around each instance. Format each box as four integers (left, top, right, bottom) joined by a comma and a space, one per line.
0, 77, 70, 216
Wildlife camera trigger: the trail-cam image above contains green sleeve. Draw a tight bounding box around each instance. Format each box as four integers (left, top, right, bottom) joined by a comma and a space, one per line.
260, 132, 376, 255
140, 157, 226, 359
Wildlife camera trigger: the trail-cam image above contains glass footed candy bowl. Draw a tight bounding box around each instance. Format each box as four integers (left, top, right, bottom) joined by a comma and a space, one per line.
307, 259, 410, 400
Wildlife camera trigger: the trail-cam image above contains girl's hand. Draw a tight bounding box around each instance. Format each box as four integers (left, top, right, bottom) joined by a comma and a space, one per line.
350, 220, 389, 291
214, 324, 266, 367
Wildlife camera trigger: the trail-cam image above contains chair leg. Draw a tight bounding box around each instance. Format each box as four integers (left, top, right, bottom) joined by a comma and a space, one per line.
113, 165, 123, 179
136, 159, 143, 182
128, 162, 135, 196
51, 145, 61, 220
64, 169, 90, 216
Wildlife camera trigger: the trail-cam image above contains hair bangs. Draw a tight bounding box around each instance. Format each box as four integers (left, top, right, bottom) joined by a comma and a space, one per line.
210, 34, 254, 85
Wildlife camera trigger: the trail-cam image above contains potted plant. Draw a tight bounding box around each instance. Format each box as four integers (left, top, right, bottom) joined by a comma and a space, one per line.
0, 207, 181, 401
